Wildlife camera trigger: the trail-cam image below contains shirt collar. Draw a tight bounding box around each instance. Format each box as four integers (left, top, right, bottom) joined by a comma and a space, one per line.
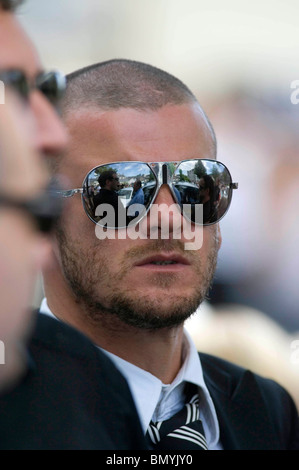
40, 297, 54, 318
39, 298, 220, 448
101, 329, 220, 447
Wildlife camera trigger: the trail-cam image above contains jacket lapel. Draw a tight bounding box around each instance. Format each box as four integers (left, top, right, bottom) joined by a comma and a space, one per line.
200, 353, 280, 450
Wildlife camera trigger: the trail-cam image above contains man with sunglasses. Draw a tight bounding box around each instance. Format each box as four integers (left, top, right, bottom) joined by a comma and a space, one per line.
0, 3, 146, 451
39, 59, 298, 450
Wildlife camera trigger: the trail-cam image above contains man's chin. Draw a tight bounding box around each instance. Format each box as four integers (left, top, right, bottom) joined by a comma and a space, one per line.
96, 291, 204, 331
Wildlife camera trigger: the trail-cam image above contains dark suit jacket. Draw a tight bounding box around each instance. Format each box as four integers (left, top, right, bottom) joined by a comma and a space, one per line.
0, 313, 298, 450
0, 313, 147, 450
200, 353, 299, 450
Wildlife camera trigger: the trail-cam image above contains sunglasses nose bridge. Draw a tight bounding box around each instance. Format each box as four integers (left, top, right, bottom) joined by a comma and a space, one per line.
162, 163, 168, 184
152, 183, 179, 208
151, 162, 173, 183
148, 162, 178, 205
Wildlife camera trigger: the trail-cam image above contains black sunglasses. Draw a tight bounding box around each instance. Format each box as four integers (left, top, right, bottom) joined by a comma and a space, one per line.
0, 69, 66, 105
56, 159, 238, 229
0, 180, 64, 233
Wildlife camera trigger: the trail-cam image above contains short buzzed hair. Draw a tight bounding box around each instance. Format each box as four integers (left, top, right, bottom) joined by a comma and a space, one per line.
0, 0, 23, 11
62, 59, 217, 155
63, 59, 196, 115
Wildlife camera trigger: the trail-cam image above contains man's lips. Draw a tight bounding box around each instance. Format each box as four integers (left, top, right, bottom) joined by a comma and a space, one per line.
134, 253, 191, 270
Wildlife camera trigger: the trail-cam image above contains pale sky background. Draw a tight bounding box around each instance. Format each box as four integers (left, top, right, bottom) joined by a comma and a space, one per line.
18, 0, 299, 99
19, 0, 299, 331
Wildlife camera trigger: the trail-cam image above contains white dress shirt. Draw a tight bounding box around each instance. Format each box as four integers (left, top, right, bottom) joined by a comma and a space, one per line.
40, 298, 222, 449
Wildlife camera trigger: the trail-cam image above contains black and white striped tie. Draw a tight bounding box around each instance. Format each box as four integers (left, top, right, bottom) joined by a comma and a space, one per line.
146, 385, 208, 450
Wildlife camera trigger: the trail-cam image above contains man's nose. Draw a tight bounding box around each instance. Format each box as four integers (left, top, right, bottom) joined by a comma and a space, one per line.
30, 91, 68, 157
153, 183, 177, 206
139, 184, 184, 239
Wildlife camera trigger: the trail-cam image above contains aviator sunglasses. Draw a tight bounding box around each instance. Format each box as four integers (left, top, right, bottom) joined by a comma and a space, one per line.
57, 159, 238, 229
0, 69, 66, 105
0, 180, 64, 233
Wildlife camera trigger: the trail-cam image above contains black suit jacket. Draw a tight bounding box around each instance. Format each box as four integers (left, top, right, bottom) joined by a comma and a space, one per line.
200, 353, 299, 449
0, 313, 147, 450
0, 313, 298, 450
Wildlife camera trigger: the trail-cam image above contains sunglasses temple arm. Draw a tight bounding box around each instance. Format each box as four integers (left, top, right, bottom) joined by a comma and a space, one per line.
52, 188, 83, 198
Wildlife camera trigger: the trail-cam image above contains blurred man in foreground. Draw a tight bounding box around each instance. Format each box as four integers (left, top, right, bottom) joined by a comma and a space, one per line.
0, 0, 67, 390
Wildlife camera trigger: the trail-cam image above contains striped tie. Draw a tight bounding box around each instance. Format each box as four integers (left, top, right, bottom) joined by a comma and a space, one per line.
146, 385, 208, 450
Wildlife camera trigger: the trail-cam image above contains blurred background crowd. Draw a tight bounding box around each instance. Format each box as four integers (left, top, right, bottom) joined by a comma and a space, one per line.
17, 0, 299, 406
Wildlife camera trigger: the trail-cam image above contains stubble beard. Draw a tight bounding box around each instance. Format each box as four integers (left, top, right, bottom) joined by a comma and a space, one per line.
56, 225, 219, 331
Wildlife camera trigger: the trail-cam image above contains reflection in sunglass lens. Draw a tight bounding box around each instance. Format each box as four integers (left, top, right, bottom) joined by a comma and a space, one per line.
81, 160, 235, 228
173, 160, 232, 224
83, 162, 157, 228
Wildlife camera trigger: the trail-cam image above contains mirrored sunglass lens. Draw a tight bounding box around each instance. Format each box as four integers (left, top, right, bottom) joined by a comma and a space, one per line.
36, 71, 66, 105
173, 160, 232, 224
83, 163, 157, 228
